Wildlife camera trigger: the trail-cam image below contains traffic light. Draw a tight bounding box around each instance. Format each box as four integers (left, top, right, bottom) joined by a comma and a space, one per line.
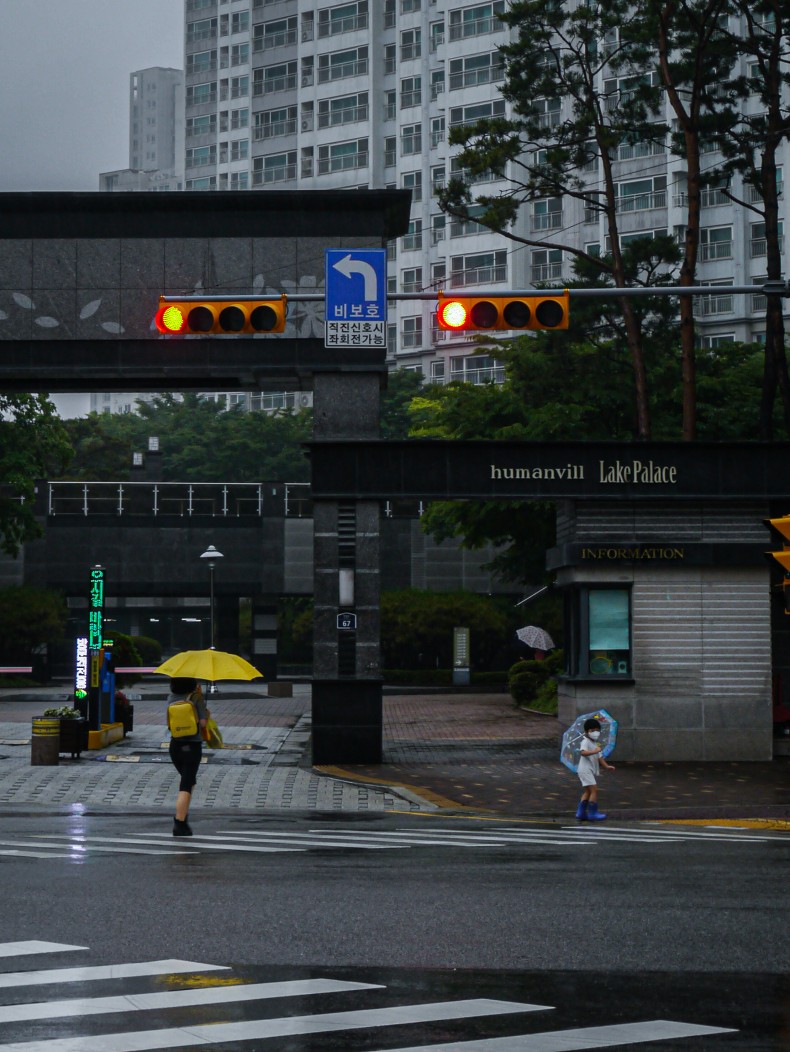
436, 292, 569, 332
155, 296, 287, 335
764, 514, 790, 614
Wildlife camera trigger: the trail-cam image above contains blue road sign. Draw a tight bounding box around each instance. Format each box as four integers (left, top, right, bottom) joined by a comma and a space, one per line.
325, 249, 387, 348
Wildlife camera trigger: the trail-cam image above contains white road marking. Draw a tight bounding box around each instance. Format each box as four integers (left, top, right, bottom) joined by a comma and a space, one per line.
0, 997, 548, 1051
143, 833, 410, 850
0, 839, 189, 856
0, 960, 228, 990
30, 835, 304, 854
226, 829, 590, 848
367, 1018, 737, 1051
0, 943, 86, 959
0, 978, 383, 1024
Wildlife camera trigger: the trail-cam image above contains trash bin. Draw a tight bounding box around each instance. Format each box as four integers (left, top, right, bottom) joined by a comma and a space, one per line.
31, 717, 60, 766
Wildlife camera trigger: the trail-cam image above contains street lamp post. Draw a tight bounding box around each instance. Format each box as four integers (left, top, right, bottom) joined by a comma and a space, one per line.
199, 545, 224, 651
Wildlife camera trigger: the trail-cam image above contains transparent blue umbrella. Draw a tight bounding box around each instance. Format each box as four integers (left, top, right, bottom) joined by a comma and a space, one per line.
560, 709, 618, 773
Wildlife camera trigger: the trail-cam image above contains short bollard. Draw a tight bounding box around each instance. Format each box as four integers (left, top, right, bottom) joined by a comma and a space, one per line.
31, 717, 60, 766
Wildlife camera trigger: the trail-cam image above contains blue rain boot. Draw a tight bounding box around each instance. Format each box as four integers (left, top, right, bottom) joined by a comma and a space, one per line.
587, 802, 607, 821
575, 799, 589, 820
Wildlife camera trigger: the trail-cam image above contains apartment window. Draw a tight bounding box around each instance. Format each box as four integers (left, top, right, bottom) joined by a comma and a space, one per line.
431, 117, 445, 147
384, 137, 397, 167
699, 225, 733, 261
253, 17, 298, 51
450, 205, 487, 237
402, 171, 422, 203
449, 99, 505, 127
253, 63, 296, 95
230, 75, 249, 98
450, 354, 503, 384
384, 44, 397, 76
450, 250, 507, 287
231, 11, 250, 33
401, 28, 421, 61
431, 214, 446, 244
531, 248, 563, 283
604, 71, 659, 111
317, 138, 369, 174
750, 221, 783, 258
616, 176, 666, 212
186, 145, 217, 168
534, 97, 561, 129
231, 107, 249, 130
400, 76, 421, 108
384, 90, 396, 121
448, 2, 505, 40
187, 18, 217, 43
318, 47, 368, 83
431, 165, 445, 195
318, 1, 368, 37
187, 83, 217, 105
430, 20, 445, 50
318, 93, 368, 128
431, 359, 446, 380
186, 114, 216, 137
230, 172, 249, 189
401, 316, 423, 349
187, 0, 213, 10
230, 139, 249, 162
450, 155, 501, 186
402, 0, 421, 11
402, 219, 423, 251
401, 267, 423, 293
698, 280, 734, 316
431, 259, 446, 285
384, 0, 396, 28
567, 588, 632, 678
448, 51, 504, 90
186, 176, 217, 190
187, 50, 216, 74
256, 106, 297, 139
699, 333, 736, 348
401, 123, 422, 155
531, 197, 562, 231
231, 43, 249, 66
253, 151, 297, 185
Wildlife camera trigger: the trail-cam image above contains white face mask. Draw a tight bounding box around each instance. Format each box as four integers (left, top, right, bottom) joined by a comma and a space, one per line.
588, 730, 601, 741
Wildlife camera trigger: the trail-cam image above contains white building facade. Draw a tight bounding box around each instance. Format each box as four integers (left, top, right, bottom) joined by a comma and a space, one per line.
181, 0, 787, 376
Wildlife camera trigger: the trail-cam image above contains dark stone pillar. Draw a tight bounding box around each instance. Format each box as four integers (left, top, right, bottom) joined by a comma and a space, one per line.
311, 372, 383, 763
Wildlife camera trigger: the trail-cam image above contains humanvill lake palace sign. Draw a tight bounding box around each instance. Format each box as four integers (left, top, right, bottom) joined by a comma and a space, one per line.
308, 440, 790, 502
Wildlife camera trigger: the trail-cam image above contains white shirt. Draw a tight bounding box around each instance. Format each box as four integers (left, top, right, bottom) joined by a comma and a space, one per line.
577, 734, 601, 778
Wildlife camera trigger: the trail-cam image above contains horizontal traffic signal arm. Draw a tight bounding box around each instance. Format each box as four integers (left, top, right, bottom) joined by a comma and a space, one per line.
436, 292, 570, 332
155, 295, 287, 335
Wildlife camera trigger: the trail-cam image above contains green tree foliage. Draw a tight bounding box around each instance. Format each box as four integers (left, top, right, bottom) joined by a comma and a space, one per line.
0, 395, 72, 556
381, 590, 511, 670
59, 394, 312, 482
380, 369, 426, 439
0, 586, 67, 662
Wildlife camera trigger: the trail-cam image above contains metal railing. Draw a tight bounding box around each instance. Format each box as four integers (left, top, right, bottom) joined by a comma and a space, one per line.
46, 482, 313, 519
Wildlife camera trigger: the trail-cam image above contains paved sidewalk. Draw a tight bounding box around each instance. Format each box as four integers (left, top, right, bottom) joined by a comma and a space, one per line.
0, 682, 787, 821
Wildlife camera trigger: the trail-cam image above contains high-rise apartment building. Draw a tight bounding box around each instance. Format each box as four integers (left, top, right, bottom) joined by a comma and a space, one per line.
100, 67, 185, 194
181, 1, 787, 380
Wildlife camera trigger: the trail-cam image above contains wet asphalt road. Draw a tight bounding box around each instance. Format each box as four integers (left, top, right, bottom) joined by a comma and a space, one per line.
0, 809, 786, 1050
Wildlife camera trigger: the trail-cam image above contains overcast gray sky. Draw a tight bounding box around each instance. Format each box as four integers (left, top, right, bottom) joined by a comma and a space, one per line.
0, 0, 183, 191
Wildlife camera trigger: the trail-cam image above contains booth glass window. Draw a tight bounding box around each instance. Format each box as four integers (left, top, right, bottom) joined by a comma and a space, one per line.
567, 586, 631, 677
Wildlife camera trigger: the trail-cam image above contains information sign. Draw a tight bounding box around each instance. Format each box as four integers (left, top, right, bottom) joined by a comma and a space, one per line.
325, 249, 387, 349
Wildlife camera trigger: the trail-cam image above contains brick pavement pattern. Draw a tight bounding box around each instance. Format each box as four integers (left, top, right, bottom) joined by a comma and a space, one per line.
0, 683, 787, 819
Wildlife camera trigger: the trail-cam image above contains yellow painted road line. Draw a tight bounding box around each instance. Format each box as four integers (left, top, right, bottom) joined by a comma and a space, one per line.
657, 818, 789, 832
314, 765, 469, 810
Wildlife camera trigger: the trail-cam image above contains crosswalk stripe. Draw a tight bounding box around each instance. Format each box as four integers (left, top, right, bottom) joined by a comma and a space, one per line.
0, 978, 383, 1024
0, 960, 229, 991
0, 850, 75, 860
0, 943, 86, 960
140, 833, 411, 851
219, 829, 591, 848
0, 997, 548, 1052
0, 839, 189, 857
366, 1018, 737, 1051
559, 826, 776, 843
31, 835, 305, 854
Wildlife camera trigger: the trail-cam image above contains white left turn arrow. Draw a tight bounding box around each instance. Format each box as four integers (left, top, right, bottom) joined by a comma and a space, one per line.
332, 253, 378, 301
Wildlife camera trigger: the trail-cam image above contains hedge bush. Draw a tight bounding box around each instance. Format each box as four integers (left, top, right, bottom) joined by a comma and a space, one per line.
508, 650, 564, 714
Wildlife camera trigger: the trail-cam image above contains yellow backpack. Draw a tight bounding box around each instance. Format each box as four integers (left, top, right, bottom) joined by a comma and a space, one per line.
167, 700, 198, 738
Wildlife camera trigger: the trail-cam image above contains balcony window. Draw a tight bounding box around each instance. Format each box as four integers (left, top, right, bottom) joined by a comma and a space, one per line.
317, 138, 369, 174
253, 17, 298, 51
448, 2, 505, 40
384, 44, 397, 76
401, 29, 421, 61
448, 52, 504, 90
401, 316, 423, 348
384, 137, 397, 167
699, 225, 733, 261
531, 198, 562, 231
402, 171, 422, 203
319, 93, 368, 128
231, 11, 250, 34
401, 267, 423, 293
318, 47, 368, 83
750, 221, 783, 258
531, 249, 563, 284
318, 1, 368, 37
187, 18, 217, 44
616, 176, 666, 212
187, 50, 216, 74
449, 99, 505, 128
187, 83, 217, 106
450, 250, 507, 288
186, 115, 216, 138
186, 145, 216, 168
253, 151, 297, 185
402, 219, 423, 251
401, 124, 422, 155
253, 63, 296, 95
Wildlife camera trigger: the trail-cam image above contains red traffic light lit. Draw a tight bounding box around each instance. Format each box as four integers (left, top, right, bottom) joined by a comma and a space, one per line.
436, 293, 569, 332
154, 296, 287, 335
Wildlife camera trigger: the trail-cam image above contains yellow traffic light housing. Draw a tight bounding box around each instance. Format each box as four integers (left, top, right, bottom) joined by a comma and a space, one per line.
765, 514, 790, 614
437, 292, 569, 332
155, 296, 287, 335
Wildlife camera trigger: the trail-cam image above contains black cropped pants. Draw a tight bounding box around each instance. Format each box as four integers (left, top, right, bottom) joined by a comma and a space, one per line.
169, 739, 202, 793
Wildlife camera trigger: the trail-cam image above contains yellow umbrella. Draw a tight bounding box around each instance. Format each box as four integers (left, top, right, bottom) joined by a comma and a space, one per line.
153, 649, 264, 682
